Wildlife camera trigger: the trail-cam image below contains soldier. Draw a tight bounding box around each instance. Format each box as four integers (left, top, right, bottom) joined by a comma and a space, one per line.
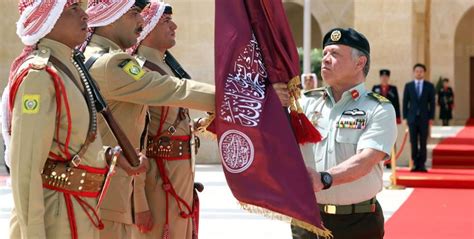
82, 1, 216, 238
438, 78, 454, 126
5, 1, 145, 238
372, 69, 401, 124
296, 28, 397, 239
128, 2, 208, 238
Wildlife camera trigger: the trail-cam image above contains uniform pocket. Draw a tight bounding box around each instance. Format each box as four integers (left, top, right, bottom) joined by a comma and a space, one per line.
336, 128, 362, 144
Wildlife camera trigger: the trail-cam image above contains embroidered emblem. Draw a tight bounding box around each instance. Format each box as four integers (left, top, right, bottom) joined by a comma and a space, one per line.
220, 34, 266, 127
343, 108, 366, 116
121, 60, 145, 81
219, 130, 254, 174
22, 94, 40, 114
330, 30, 341, 41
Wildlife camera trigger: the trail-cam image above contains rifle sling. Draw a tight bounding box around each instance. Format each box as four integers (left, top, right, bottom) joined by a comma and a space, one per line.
49, 55, 96, 162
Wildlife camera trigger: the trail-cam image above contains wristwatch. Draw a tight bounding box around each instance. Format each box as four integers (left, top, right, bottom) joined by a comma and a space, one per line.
320, 172, 333, 190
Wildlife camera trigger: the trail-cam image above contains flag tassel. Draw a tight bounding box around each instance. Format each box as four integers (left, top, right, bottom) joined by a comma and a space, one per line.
288, 76, 322, 144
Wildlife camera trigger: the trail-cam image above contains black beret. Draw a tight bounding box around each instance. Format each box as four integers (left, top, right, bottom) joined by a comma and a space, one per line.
135, 0, 150, 10
323, 28, 370, 56
379, 69, 390, 76
164, 5, 173, 14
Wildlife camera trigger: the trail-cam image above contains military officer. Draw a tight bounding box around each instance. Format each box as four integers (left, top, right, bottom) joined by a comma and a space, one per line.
372, 69, 401, 124
129, 2, 205, 238
83, 1, 216, 238
295, 28, 397, 239
5, 1, 145, 238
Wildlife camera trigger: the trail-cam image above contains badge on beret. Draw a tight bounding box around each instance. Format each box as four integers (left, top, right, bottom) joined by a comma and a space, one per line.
22, 94, 40, 114
330, 30, 341, 42
121, 60, 145, 81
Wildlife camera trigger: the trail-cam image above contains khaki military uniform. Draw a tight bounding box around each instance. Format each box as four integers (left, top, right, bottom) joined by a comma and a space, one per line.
9, 38, 109, 239
296, 83, 397, 239
83, 35, 214, 239
132, 46, 195, 239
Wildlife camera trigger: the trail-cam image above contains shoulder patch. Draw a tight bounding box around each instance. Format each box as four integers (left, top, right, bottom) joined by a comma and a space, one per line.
304, 87, 326, 98
368, 92, 390, 103
22, 94, 40, 114
30, 48, 51, 70
119, 59, 145, 81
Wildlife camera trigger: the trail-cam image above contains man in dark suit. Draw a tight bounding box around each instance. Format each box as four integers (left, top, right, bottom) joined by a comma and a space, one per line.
403, 63, 436, 172
372, 69, 401, 124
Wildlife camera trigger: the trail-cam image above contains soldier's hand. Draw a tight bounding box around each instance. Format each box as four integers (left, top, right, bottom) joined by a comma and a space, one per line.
135, 210, 154, 233
116, 152, 149, 176
272, 83, 290, 107
307, 167, 324, 192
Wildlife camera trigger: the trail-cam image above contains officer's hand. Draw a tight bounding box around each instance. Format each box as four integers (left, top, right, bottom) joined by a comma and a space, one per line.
135, 210, 153, 233
116, 152, 149, 176
272, 83, 290, 107
307, 167, 324, 192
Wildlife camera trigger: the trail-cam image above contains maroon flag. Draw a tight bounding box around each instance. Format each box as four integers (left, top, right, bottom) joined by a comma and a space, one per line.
214, 0, 331, 237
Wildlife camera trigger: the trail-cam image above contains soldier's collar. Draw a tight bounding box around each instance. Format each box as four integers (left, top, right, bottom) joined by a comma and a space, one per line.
90, 34, 122, 52
137, 45, 166, 65
38, 38, 74, 64
340, 82, 367, 102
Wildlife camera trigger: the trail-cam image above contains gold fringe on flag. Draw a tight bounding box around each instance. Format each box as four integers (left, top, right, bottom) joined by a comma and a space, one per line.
239, 202, 333, 238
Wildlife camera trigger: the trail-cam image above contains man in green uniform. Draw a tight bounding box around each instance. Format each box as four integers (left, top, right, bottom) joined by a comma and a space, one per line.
83, 1, 216, 238
294, 28, 397, 239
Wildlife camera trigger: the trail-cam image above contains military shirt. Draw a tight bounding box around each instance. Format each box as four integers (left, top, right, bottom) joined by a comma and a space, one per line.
83, 35, 215, 224
300, 83, 397, 205
9, 38, 108, 239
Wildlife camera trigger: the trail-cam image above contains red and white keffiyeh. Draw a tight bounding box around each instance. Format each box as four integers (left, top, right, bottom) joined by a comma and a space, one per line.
137, 0, 167, 44
17, 0, 78, 45
86, 0, 135, 27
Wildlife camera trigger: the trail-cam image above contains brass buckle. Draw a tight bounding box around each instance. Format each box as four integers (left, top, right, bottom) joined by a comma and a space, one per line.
71, 155, 82, 167
324, 205, 337, 214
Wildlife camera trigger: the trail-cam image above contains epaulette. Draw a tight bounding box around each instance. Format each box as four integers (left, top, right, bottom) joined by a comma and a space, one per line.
30, 48, 51, 70
134, 55, 146, 68
367, 92, 390, 103
303, 87, 326, 98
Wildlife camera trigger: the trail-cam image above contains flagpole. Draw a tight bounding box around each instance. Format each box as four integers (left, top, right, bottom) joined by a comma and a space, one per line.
303, 0, 311, 74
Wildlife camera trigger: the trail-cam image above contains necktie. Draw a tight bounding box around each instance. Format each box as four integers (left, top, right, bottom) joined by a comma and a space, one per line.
417, 82, 422, 97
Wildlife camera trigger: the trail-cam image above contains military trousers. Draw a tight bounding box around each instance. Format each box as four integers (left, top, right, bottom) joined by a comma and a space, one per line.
291, 201, 384, 239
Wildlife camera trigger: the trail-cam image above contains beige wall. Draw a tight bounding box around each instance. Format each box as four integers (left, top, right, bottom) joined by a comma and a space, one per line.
0, 1, 21, 89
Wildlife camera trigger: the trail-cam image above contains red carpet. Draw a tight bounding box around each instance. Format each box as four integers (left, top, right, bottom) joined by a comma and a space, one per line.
432, 119, 474, 169
385, 188, 474, 239
395, 168, 474, 189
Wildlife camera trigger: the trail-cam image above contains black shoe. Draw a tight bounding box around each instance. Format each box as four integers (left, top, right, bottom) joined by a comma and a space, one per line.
410, 168, 419, 172
418, 167, 428, 173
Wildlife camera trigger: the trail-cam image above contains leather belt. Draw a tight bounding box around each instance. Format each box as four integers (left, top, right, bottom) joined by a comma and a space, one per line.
146, 135, 194, 160
319, 198, 377, 215
42, 159, 107, 198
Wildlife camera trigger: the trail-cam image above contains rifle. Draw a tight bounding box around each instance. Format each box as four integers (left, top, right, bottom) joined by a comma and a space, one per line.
72, 50, 140, 167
